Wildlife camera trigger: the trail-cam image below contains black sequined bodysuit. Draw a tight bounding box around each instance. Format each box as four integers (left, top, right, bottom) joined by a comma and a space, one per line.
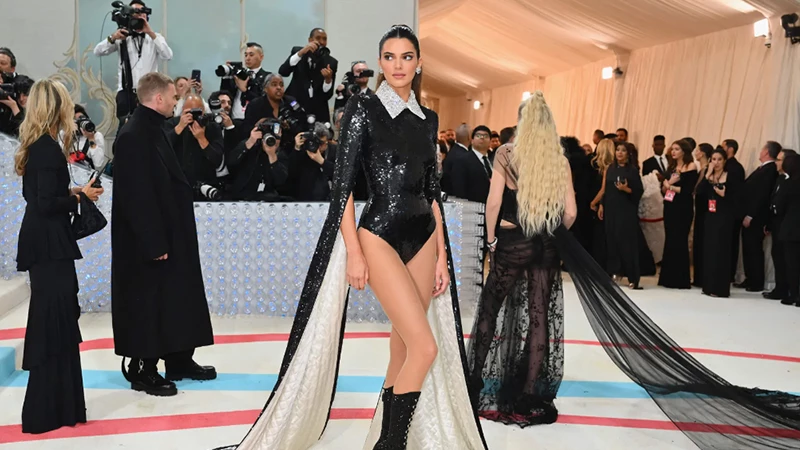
347, 83, 439, 264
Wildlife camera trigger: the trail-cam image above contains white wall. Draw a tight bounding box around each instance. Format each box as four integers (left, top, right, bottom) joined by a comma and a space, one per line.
1, 0, 75, 80
325, 0, 417, 102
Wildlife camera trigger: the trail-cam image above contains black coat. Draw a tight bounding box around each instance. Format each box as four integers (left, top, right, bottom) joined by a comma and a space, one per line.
778, 178, 800, 242
164, 117, 225, 188
767, 175, 790, 235
16, 135, 82, 271
441, 143, 470, 196
742, 161, 778, 227
279, 47, 338, 123
446, 146, 493, 203
725, 156, 746, 218
642, 155, 668, 177
111, 106, 213, 359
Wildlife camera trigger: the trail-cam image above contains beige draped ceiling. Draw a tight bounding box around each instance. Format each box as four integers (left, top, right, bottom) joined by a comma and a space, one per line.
420, 0, 800, 172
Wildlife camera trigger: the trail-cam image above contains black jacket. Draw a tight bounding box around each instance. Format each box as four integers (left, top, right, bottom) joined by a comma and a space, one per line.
279, 47, 338, 123
446, 145, 493, 203
742, 161, 778, 227
778, 178, 800, 242
725, 156, 746, 218
767, 174, 790, 235
226, 139, 290, 201
642, 155, 668, 177
441, 143, 470, 195
111, 105, 213, 358
163, 117, 225, 189
16, 135, 82, 271
219, 68, 271, 110
287, 144, 336, 201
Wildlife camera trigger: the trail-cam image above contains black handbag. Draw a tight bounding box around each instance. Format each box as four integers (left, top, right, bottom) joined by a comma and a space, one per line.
72, 193, 108, 240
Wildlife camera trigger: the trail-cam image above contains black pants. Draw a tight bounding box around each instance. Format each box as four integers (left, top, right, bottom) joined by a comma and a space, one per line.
785, 241, 800, 301
731, 221, 742, 279
772, 231, 788, 296
128, 349, 195, 375
741, 224, 766, 289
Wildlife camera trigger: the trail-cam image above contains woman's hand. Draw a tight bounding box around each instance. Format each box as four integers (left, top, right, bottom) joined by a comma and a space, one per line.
668, 172, 680, 185
432, 256, 450, 297
598, 204, 604, 221
590, 199, 599, 211
713, 184, 726, 197
346, 251, 369, 290
615, 179, 630, 193
81, 177, 104, 201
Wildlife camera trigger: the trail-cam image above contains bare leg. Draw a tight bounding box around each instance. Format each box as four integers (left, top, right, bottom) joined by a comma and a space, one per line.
359, 229, 438, 394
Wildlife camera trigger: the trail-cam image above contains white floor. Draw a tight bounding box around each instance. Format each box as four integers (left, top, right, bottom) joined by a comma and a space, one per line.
0, 276, 798, 450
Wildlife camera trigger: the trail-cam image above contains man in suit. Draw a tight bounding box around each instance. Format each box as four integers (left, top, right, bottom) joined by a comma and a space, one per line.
333, 61, 373, 111
112, 72, 215, 397
441, 123, 472, 195
777, 152, 800, 306
765, 149, 796, 300
279, 28, 338, 124
218, 42, 270, 120
737, 141, 781, 291
642, 135, 668, 179
447, 125, 494, 203
722, 139, 746, 280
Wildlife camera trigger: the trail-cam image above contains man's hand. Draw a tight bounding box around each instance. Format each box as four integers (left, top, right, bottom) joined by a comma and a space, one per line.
191, 79, 203, 95
321, 65, 333, 83
81, 129, 96, 141
307, 148, 324, 165
111, 29, 129, 41
246, 126, 263, 149
294, 133, 306, 151
234, 76, 249, 93
142, 18, 156, 40
300, 41, 320, 56
0, 98, 20, 116
219, 111, 234, 128
174, 110, 193, 135
190, 122, 208, 148
743, 216, 752, 228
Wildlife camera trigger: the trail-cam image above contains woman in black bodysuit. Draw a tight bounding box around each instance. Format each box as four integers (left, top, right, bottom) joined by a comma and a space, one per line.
212, 25, 486, 450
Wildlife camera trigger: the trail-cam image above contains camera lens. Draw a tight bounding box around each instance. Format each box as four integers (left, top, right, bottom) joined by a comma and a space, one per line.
265, 135, 277, 147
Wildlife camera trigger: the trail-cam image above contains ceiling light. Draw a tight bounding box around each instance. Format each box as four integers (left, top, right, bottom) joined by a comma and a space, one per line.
601, 67, 613, 80
473, 100, 481, 110
754, 18, 769, 37
522, 91, 531, 101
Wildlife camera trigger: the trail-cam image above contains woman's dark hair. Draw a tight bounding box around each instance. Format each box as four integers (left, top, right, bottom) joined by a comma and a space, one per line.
560, 136, 583, 159
614, 141, 639, 168
376, 24, 422, 105
710, 147, 727, 163
698, 143, 714, 160
783, 152, 800, 178
668, 139, 694, 171
681, 136, 696, 150
74, 104, 89, 118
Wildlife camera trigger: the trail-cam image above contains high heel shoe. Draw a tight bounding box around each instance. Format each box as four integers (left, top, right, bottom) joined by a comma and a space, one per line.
374, 386, 393, 447
373, 391, 421, 450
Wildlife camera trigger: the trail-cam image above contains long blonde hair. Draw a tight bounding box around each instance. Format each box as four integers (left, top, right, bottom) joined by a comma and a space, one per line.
593, 138, 615, 175
511, 91, 567, 236
14, 79, 74, 176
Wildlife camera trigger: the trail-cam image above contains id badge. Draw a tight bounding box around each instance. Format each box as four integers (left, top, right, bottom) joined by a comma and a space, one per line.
708, 199, 717, 213
665, 190, 676, 202
257, 182, 266, 193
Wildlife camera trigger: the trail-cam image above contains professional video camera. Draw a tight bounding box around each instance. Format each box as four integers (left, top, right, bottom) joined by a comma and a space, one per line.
189, 108, 223, 127
343, 69, 375, 95
75, 116, 96, 133
195, 182, 221, 200
256, 118, 282, 148
215, 62, 250, 81
110, 1, 151, 33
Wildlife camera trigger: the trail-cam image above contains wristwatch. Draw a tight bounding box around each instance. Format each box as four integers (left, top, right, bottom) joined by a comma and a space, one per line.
107, 35, 115, 44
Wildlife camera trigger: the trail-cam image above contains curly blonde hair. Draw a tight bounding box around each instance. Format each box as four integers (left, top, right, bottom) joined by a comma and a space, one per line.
511, 91, 567, 236
14, 79, 74, 176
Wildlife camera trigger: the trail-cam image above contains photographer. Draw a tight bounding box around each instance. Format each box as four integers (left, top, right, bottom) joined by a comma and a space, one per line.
66, 105, 107, 169
0, 74, 34, 137
0, 47, 17, 76
165, 94, 224, 198
93, 0, 173, 130
288, 122, 336, 201
333, 61, 373, 110
279, 28, 338, 124
240, 74, 302, 154
227, 118, 289, 201
208, 90, 239, 156
218, 42, 270, 120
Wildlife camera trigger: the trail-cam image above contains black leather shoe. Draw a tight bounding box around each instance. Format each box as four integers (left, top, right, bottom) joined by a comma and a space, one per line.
746, 286, 764, 292
733, 281, 748, 289
781, 298, 797, 306
131, 372, 178, 397
763, 290, 787, 300
165, 361, 217, 381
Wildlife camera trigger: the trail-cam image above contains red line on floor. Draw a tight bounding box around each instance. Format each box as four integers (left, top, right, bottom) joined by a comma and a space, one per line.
2, 409, 799, 444
1, 328, 798, 364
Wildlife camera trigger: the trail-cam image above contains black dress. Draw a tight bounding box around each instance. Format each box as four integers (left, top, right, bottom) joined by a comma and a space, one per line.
15, 135, 86, 434
212, 84, 487, 449
603, 163, 643, 286
658, 169, 698, 289
467, 145, 564, 427
697, 178, 732, 297
693, 174, 708, 287
589, 162, 608, 269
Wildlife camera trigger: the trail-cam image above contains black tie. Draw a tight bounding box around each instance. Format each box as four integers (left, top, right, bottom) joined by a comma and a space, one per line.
482, 155, 492, 178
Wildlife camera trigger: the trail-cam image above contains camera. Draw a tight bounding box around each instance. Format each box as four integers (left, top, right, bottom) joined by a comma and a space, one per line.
312, 46, 331, 60
0, 83, 15, 101
110, 1, 151, 33
75, 116, 96, 133
300, 116, 326, 153
195, 182, 221, 201
278, 99, 306, 131
189, 108, 223, 127
215, 62, 250, 81
257, 118, 282, 148
343, 69, 374, 95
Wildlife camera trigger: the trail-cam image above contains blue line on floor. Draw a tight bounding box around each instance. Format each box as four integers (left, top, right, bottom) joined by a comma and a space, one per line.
6, 369, 790, 399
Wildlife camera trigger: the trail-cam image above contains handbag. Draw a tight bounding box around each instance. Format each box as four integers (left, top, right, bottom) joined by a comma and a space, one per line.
72, 193, 108, 240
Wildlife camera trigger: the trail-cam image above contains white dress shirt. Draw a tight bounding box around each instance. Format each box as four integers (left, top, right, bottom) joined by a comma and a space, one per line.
288, 52, 333, 98
654, 154, 668, 172
93, 32, 173, 92
59, 130, 108, 169
472, 148, 492, 177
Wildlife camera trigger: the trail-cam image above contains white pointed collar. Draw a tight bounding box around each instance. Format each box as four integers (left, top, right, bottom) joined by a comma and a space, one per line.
375, 81, 426, 120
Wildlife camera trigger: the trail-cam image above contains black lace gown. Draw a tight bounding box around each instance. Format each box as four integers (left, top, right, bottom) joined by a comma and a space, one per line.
659, 169, 698, 289
467, 146, 563, 427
